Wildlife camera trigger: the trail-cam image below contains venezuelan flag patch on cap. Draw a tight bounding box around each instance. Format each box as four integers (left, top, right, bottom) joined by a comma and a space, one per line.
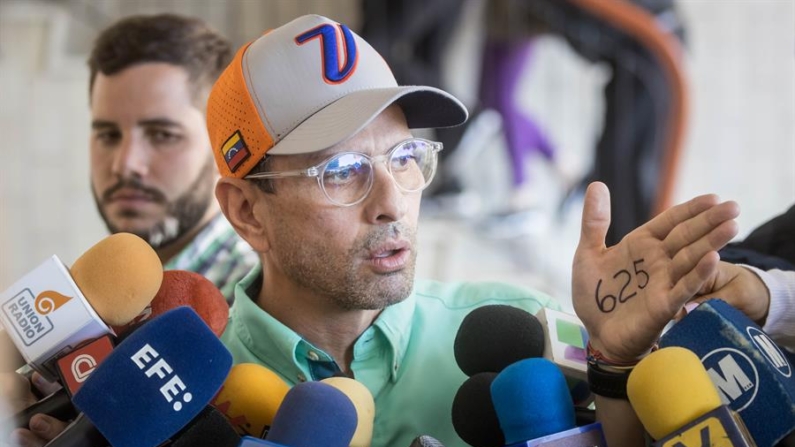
221, 131, 251, 173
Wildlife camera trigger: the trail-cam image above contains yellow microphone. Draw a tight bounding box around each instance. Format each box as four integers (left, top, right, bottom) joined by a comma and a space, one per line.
322, 376, 375, 447
0, 232, 162, 379
628, 347, 755, 446
211, 363, 291, 437
70, 232, 163, 326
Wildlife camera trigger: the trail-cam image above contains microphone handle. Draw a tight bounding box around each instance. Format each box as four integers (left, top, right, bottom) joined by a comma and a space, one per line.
43, 413, 107, 447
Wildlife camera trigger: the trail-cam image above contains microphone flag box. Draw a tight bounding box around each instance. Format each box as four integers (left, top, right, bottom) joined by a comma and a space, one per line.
535, 308, 589, 380
56, 334, 115, 396
507, 422, 607, 447
652, 406, 755, 447
660, 299, 795, 447
0, 255, 111, 381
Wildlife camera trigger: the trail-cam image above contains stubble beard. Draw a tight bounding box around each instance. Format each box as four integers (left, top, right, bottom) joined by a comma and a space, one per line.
93, 157, 216, 249
274, 221, 418, 311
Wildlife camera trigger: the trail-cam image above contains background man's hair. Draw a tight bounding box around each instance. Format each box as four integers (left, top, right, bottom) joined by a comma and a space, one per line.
87, 13, 232, 106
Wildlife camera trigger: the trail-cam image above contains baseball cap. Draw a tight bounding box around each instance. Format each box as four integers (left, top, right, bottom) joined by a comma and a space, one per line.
207, 14, 468, 179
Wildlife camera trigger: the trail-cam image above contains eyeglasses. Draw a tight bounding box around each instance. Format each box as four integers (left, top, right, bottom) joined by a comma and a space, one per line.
244, 138, 443, 207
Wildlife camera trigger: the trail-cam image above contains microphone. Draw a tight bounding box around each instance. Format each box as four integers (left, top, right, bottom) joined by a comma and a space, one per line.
627, 346, 755, 446
112, 269, 230, 337
451, 372, 505, 447
409, 435, 446, 447
0, 233, 162, 379
237, 436, 285, 446
211, 363, 291, 437
321, 377, 375, 447
454, 304, 545, 376
6, 270, 228, 433
70, 306, 233, 447
660, 299, 795, 446
490, 358, 607, 447
453, 305, 591, 405
265, 381, 358, 447
168, 405, 241, 447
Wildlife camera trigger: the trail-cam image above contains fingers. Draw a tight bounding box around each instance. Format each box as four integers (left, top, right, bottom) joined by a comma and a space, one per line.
668, 251, 721, 313
578, 182, 611, 251
30, 374, 61, 397
27, 414, 68, 442
8, 429, 45, 447
7, 414, 70, 446
0, 374, 36, 414
663, 200, 740, 257
668, 219, 739, 282
645, 194, 721, 240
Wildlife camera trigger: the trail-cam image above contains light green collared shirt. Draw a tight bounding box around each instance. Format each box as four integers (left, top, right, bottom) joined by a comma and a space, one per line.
221, 266, 560, 447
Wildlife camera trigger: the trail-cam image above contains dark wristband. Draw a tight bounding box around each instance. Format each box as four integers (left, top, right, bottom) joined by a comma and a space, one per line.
587, 362, 631, 400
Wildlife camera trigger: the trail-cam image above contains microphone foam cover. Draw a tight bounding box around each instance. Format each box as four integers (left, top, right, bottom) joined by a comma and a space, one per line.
212, 363, 290, 437
321, 377, 375, 447
113, 270, 229, 337
491, 358, 574, 444
170, 405, 241, 447
454, 304, 545, 376
660, 299, 795, 447
627, 347, 722, 440
70, 233, 163, 326
451, 372, 505, 447
72, 306, 232, 447
266, 381, 357, 447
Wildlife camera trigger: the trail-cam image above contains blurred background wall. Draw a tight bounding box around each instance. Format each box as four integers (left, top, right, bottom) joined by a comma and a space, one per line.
0, 0, 793, 312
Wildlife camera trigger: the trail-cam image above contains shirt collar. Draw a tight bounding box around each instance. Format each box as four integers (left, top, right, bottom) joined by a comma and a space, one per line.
231, 266, 417, 383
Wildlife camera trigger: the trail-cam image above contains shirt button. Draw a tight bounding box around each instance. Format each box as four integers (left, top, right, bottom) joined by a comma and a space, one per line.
307, 351, 320, 361
297, 373, 307, 382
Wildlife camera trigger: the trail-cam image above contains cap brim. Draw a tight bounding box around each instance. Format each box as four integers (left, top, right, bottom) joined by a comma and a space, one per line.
267, 86, 468, 156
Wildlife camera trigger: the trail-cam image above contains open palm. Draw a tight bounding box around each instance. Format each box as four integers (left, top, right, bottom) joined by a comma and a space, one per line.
572, 182, 740, 363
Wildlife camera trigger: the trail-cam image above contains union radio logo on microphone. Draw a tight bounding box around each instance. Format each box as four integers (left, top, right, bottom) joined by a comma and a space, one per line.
1, 288, 71, 346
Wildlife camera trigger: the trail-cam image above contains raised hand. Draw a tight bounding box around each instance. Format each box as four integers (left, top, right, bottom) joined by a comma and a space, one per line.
572, 182, 740, 363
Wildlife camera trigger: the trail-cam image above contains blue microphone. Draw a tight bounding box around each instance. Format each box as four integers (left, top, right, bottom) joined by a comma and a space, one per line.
71, 306, 233, 447
660, 299, 795, 447
491, 358, 607, 446
237, 436, 285, 446
265, 381, 358, 447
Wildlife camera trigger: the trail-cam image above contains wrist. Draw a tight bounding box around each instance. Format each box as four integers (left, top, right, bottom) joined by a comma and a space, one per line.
587, 340, 648, 367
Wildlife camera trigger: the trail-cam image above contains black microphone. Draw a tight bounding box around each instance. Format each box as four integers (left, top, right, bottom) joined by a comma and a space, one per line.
168, 405, 241, 447
451, 372, 504, 447
454, 305, 544, 376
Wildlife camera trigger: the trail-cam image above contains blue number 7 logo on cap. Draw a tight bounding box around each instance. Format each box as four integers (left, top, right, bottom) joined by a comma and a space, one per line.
295, 23, 359, 84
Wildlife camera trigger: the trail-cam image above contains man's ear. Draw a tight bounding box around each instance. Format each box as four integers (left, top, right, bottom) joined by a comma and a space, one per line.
215, 178, 270, 253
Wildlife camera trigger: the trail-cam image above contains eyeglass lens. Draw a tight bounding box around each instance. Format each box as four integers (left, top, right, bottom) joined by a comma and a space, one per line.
320, 140, 436, 205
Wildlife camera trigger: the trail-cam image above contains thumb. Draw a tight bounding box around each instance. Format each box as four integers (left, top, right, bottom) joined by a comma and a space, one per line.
578, 182, 611, 251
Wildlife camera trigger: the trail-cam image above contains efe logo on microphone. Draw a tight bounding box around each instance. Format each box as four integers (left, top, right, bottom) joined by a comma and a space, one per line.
131, 343, 193, 411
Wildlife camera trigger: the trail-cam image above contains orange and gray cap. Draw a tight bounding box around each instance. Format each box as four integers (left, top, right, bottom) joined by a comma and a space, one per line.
206, 14, 468, 178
